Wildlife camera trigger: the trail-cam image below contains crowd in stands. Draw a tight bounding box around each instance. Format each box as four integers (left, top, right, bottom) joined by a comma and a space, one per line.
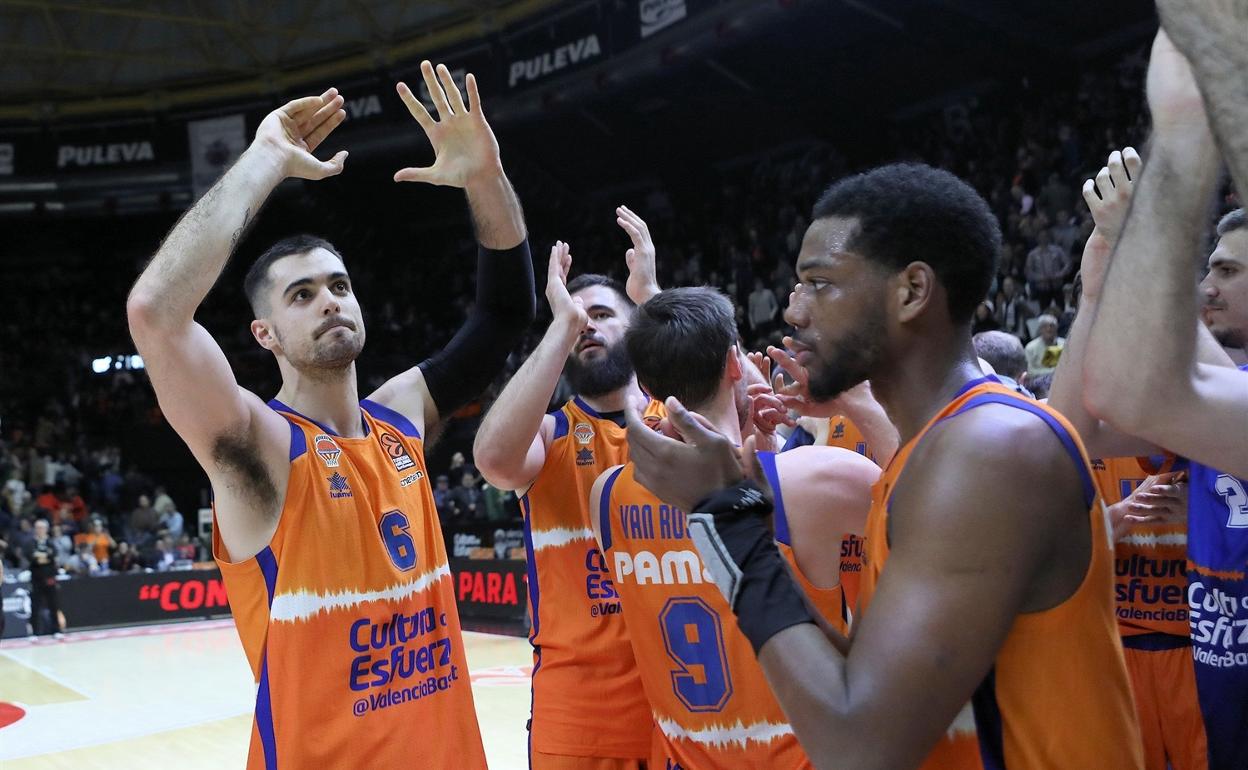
1, 40, 1161, 574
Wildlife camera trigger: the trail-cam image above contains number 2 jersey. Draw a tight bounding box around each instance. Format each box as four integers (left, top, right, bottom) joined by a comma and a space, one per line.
213, 399, 485, 770
596, 461, 831, 769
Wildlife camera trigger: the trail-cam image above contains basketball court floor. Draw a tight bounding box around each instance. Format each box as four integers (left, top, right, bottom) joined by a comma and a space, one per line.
0, 620, 533, 768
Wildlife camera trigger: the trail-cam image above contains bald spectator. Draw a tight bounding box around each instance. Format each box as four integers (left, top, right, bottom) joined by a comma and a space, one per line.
973, 330, 1034, 398
1025, 314, 1066, 378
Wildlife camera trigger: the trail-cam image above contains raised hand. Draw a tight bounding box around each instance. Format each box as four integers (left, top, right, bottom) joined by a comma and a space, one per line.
617, 205, 660, 304
395, 61, 501, 188
254, 87, 348, 181
546, 241, 589, 329
1078, 148, 1142, 300
744, 351, 790, 452
765, 338, 839, 419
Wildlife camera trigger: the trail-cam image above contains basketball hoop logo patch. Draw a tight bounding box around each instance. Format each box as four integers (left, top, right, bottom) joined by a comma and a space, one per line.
314, 434, 342, 468
573, 422, 594, 445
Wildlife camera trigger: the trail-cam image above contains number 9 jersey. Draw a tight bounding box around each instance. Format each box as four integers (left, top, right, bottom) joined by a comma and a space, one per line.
593, 462, 813, 769
213, 399, 486, 770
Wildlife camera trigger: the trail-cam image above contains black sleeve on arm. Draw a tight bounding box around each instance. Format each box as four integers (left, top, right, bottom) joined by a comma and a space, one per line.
418, 240, 536, 416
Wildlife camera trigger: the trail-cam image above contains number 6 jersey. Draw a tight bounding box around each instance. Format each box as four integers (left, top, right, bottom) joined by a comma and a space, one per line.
593, 462, 813, 770
213, 399, 486, 770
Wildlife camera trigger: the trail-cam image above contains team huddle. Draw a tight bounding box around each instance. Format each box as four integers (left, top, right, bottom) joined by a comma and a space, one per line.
126, 2, 1248, 769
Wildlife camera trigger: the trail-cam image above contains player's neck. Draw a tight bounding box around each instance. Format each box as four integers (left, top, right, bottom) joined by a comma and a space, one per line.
689, 389, 744, 447
275, 363, 364, 438
870, 337, 984, 446
577, 377, 643, 415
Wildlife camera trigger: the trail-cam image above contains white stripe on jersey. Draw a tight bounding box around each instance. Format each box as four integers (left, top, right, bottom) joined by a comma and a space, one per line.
1118, 532, 1186, 548
270, 563, 452, 623
529, 526, 596, 551
654, 716, 794, 749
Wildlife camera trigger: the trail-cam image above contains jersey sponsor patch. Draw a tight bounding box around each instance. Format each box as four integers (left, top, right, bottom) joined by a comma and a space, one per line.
328, 472, 353, 499
573, 422, 595, 445
380, 431, 416, 472
315, 434, 343, 467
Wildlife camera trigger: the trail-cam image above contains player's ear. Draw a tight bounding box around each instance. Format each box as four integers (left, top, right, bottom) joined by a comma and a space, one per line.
726, 344, 743, 383
251, 319, 280, 352
895, 261, 936, 323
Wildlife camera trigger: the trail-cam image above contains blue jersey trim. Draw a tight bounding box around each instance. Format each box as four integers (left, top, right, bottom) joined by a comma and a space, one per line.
756, 451, 789, 545
519, 496, 541, 640
781, 425, 816, 452
283, 418, 308, 462
552, 410, 569, 441
268, 398, 369, 438
598, 466, 626, 552
573, 396, 601, 418
256, 547, 278, 606
948, 394, 1096, 510
359, 399, 421, 439
256, 654, 278, 770
971, 667, 1007, 770
1120, 631, 1191, 651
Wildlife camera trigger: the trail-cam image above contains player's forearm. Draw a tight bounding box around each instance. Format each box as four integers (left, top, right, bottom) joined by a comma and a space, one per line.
474, 317, 579, 486
129, 146, 283, 328
465, 167, 525, 250
1085, 135, 1219, 429
1187, 49, 1248, 202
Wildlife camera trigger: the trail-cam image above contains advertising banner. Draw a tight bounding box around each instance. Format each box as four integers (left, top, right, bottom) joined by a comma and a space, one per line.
188, 114, 246, 198
58, 569, 231, 629
450, 558, 527, 622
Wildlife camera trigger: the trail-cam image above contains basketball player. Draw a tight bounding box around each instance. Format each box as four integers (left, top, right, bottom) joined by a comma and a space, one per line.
626, 163, 1143, 768
126, 61, 535, 768
472, 218, 662, 769
1049, 144, 1208, 769
591, 287, 879, 768
1069, 22, 1248, 767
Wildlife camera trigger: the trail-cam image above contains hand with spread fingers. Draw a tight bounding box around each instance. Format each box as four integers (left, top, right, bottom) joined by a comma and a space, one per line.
765, 336, 840, 419
745, 351, 793, 451
625, 397, 746, 513
394, 61, 501, 188
617, 205, 660, 305
1078, 147, 1141, 301
254, 87, 349, 181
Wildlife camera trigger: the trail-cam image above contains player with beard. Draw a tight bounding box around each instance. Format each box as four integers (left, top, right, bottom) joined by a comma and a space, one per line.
126, 61, 534, 769
473, 214, 663, 770
625, 163, 1142, 768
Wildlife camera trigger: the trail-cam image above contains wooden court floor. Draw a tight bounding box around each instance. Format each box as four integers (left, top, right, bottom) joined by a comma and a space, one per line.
0, 620, 533, 769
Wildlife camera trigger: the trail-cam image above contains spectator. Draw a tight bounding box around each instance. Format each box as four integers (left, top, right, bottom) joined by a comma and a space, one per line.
1037, 171, 1075, 221
450, 467, 485, 521
971, 300, 1000, 335
143, 536, 175, 572
36, 484, 62, 515
63, 485, 88, 523
160, 505, 185, 542
433, 475, 454, 522
447, 452, 468, 487
1025, 229, 1072, 310
973, 330, 1034, 398
49, 523, 74, 564
152, 485, 175, 517
65, 541, 100, 576
747, 278, 779, 338
1025, 314, 1066, 378
174, 534, 198, 562
109, 541, 140, 573
129, 494, 160, 546
75, 517, 115, 564
996, 276, 1033, 339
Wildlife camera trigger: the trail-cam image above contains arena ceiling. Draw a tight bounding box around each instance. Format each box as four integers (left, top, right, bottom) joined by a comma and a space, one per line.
0, 0, 554, 106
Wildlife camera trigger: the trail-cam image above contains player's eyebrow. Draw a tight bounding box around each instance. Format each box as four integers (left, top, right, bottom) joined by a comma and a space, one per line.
283, 271, 349, 298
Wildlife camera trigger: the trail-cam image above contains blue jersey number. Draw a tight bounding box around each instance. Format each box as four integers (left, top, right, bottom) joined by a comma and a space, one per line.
659, 597, 733, 712
379, 510, 418, 571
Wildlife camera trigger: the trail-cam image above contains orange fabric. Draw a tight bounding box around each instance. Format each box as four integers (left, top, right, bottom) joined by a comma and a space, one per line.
1091, 457, 1190, 638
519, 399, 660, 758
1123, 645, 1208, 770
214, 404, 485, 769
601, 463, 813, 769
825, 416, 874, 619
861, 380, 1143, 769
530, 750, 649, 770
74, 532, 111, 563
778, 541, 847, 634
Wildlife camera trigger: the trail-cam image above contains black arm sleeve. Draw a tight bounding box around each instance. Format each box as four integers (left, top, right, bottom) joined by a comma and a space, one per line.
418, 239, 536, 417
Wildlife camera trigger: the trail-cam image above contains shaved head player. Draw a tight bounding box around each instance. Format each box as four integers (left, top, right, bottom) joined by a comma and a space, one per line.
126, 61, 535, 769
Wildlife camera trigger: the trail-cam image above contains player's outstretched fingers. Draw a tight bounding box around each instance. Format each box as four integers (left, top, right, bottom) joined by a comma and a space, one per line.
437, 63, 466, 114
396, 82, 436, 132
1122, 146, 1142, 180
420, 60, 452, 120
1082, 178, 1099, 209
305, 109, 346, 152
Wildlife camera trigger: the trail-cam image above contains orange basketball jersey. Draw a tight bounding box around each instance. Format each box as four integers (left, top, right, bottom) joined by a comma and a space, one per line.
824, 415, 876, 621
597, 463, 812, 770
214, 399, 485, 770
1091, 456, 1190, 639
862, 377, 1142, 769
518, 397, 661, 759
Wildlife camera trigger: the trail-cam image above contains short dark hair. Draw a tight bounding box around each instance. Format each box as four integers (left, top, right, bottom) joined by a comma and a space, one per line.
973, 330, 1027, 379
567, 273, 634, 308
1216, 208, 1246, 238
244, 234, 343, 315
625, 287, 736, 410
812, 163, 1001, 323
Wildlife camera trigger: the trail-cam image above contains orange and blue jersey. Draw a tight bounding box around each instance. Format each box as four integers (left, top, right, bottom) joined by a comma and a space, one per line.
597, 462, 812, 769
1157, 365, 1248, 769
757, 451, 849, 632
1091, 457, 1191, 641
214, 399, 485, 770
861, 376, 1142, 769
825, 415, 877, 620
518, 396, 659, 759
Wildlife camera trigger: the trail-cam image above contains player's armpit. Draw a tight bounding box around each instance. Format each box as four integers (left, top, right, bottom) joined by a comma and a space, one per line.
756, 409, 1085, 768
1142, 362, 1248, 479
